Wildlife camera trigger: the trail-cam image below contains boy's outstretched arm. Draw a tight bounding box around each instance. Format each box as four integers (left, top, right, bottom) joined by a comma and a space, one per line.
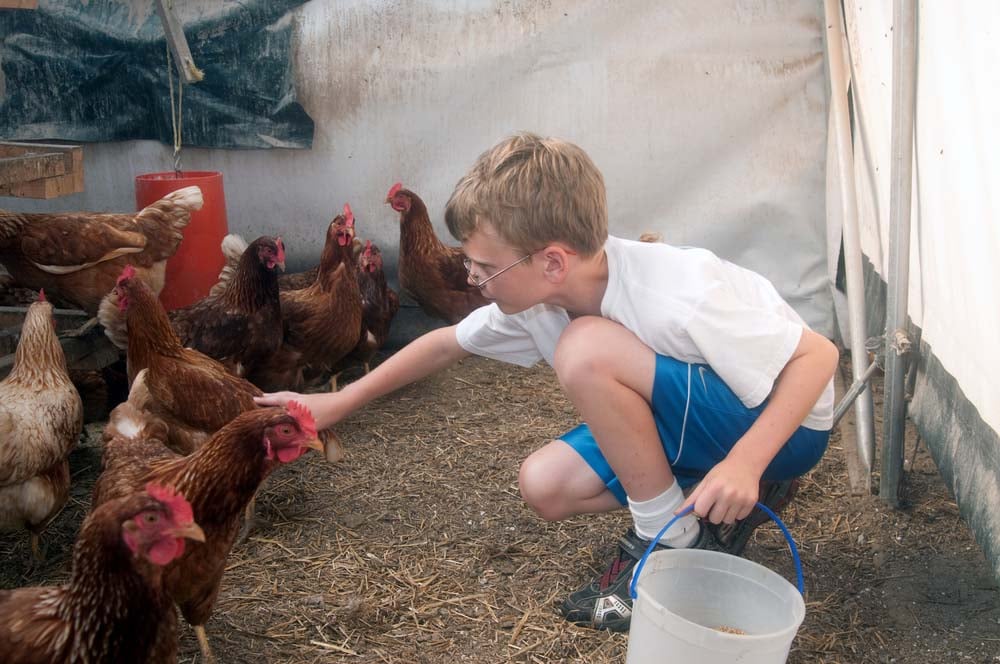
680, 328, 839, 524
254, 325, 472, 430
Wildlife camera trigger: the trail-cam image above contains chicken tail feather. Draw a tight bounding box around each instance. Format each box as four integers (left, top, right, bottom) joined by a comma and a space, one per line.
104, 370, 155, 441
208, 234, 250, 296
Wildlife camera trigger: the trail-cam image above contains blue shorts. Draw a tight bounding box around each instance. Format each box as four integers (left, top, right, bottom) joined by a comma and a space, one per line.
559, 355, 829, 505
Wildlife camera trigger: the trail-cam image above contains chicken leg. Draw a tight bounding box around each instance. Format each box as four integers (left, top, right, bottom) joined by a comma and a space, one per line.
62, 316, 100, 338
195, 625, 218, 664
29, 532, 42, 561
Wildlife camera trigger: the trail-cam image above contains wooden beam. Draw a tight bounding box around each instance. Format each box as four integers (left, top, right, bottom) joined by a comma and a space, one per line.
154, 0, 204, 84
0, 1, 39, 9
0, 143, 84, 199
0, 141, 78, 159
0, 152, 67, 186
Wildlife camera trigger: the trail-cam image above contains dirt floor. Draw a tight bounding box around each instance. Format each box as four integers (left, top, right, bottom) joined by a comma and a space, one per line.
2, 353, 999, 663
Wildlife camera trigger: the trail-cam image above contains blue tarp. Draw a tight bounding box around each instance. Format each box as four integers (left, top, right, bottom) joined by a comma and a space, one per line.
0, 0, 313, 149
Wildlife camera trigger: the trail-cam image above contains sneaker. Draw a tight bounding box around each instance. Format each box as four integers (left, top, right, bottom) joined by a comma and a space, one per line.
709, 478, 800, 556
559, 525, 717, 632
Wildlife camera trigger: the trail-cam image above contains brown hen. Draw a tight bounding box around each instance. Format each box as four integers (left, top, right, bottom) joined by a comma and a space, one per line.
99, 265, 261, 454
170, 235, 284, 377
333, 239, 399, 376
0, 292, 83, 559
92, 396, 324, 664
0, 186, 202, 314
385, 183, 487, 324
0, 484, 205, 664
249, 204, 363, 391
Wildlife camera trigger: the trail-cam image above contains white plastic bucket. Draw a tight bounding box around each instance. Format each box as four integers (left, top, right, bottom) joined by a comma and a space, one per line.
625, 504, 806, 664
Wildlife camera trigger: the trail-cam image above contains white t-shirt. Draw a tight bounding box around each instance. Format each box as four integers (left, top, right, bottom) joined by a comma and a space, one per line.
456, 235, 835, 430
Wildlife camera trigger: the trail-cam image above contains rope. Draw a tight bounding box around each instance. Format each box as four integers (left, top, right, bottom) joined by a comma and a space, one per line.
166, 31, 183, 175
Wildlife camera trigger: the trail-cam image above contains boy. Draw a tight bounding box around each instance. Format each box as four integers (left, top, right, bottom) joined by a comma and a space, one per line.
256, 132, 837, 632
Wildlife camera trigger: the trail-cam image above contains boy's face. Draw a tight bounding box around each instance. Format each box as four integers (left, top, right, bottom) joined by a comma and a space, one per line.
461, 224, 546, 315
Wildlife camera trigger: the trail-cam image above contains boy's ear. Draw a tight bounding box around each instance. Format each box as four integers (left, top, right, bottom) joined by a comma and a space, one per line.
539, 246, 571, 283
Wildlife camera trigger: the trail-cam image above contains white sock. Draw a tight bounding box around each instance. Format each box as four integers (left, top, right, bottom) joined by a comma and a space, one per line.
628, 480, 700, 548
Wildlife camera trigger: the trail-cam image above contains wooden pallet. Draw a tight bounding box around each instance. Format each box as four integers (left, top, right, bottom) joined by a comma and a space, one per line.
0, 142, 84, 199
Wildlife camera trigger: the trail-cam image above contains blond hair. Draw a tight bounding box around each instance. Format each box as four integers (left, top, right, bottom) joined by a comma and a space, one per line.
445, 132, 607, 256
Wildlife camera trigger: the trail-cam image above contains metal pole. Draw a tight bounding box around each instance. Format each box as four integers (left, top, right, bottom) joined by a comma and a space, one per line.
823, 0, 877, 490
832, 360, 881, 429
880, 0, 918, 507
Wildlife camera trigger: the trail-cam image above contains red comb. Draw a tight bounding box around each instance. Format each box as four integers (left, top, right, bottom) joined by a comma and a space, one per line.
275, 237, 286, 264
145, 482, 194, 525
387, 182, 402, 200
363, 239, 373, 256
343, 203, 354, 227
38, 289, 46, 302
286, 401, 318, 439
117, 264, 137, 286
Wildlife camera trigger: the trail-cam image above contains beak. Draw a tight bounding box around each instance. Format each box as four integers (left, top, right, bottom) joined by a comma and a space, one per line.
171, 521, 206, 543
320, 429, 346, 464
277, 260, 286, 272
302, 435, 325, 454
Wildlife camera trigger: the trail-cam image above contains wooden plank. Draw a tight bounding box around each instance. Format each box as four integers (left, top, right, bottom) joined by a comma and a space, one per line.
0, 152, 67, 186
0, 172, 83, 199
154, 0, 204, 84
0, 1, 39, 9
0, 143, 84, 199
0, 142, 80, 158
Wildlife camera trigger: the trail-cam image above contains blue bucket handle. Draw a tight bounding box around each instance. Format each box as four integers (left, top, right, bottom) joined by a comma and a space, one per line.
628, 503, 805, 600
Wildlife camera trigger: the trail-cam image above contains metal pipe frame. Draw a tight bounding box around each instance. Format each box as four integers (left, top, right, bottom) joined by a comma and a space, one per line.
823, 0, 878, 490
880, 0, 918, 507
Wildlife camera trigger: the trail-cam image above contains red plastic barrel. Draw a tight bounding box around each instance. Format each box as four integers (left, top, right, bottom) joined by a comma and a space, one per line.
135, 171, 229, 310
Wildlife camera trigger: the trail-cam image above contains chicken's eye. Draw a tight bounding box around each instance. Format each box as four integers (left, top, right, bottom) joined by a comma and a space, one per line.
144, 512, 160, 524
278, 425, 293, 436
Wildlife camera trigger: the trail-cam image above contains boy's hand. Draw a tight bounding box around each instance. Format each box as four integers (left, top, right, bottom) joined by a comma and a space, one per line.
254, 391, 348, 431
253, 391, 302, 408
678, 459, 761, 525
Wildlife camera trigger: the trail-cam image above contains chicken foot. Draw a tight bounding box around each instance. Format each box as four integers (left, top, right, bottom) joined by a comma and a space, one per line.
61, 316, 100, 338
195, 625, 218, 664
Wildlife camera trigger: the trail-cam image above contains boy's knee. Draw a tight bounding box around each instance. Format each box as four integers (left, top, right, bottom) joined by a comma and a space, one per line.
518, 453, 566, 521
552, 316, 610, 384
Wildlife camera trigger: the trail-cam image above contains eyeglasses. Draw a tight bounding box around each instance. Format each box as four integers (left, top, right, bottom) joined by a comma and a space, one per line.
462, 253, 533, 289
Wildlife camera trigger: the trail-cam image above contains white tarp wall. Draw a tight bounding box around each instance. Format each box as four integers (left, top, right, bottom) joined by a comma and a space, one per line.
4, 0, 834, 336
843, 0, 1000, 577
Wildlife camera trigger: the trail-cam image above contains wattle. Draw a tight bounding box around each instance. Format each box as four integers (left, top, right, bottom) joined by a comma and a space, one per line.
276, 445, 305, 463
148, 537, 184, 565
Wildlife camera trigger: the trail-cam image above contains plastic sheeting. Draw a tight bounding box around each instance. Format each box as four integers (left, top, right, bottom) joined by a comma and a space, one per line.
0, 0, 313, 149
3, 0, 831, 337
845, 0, 1000, 433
